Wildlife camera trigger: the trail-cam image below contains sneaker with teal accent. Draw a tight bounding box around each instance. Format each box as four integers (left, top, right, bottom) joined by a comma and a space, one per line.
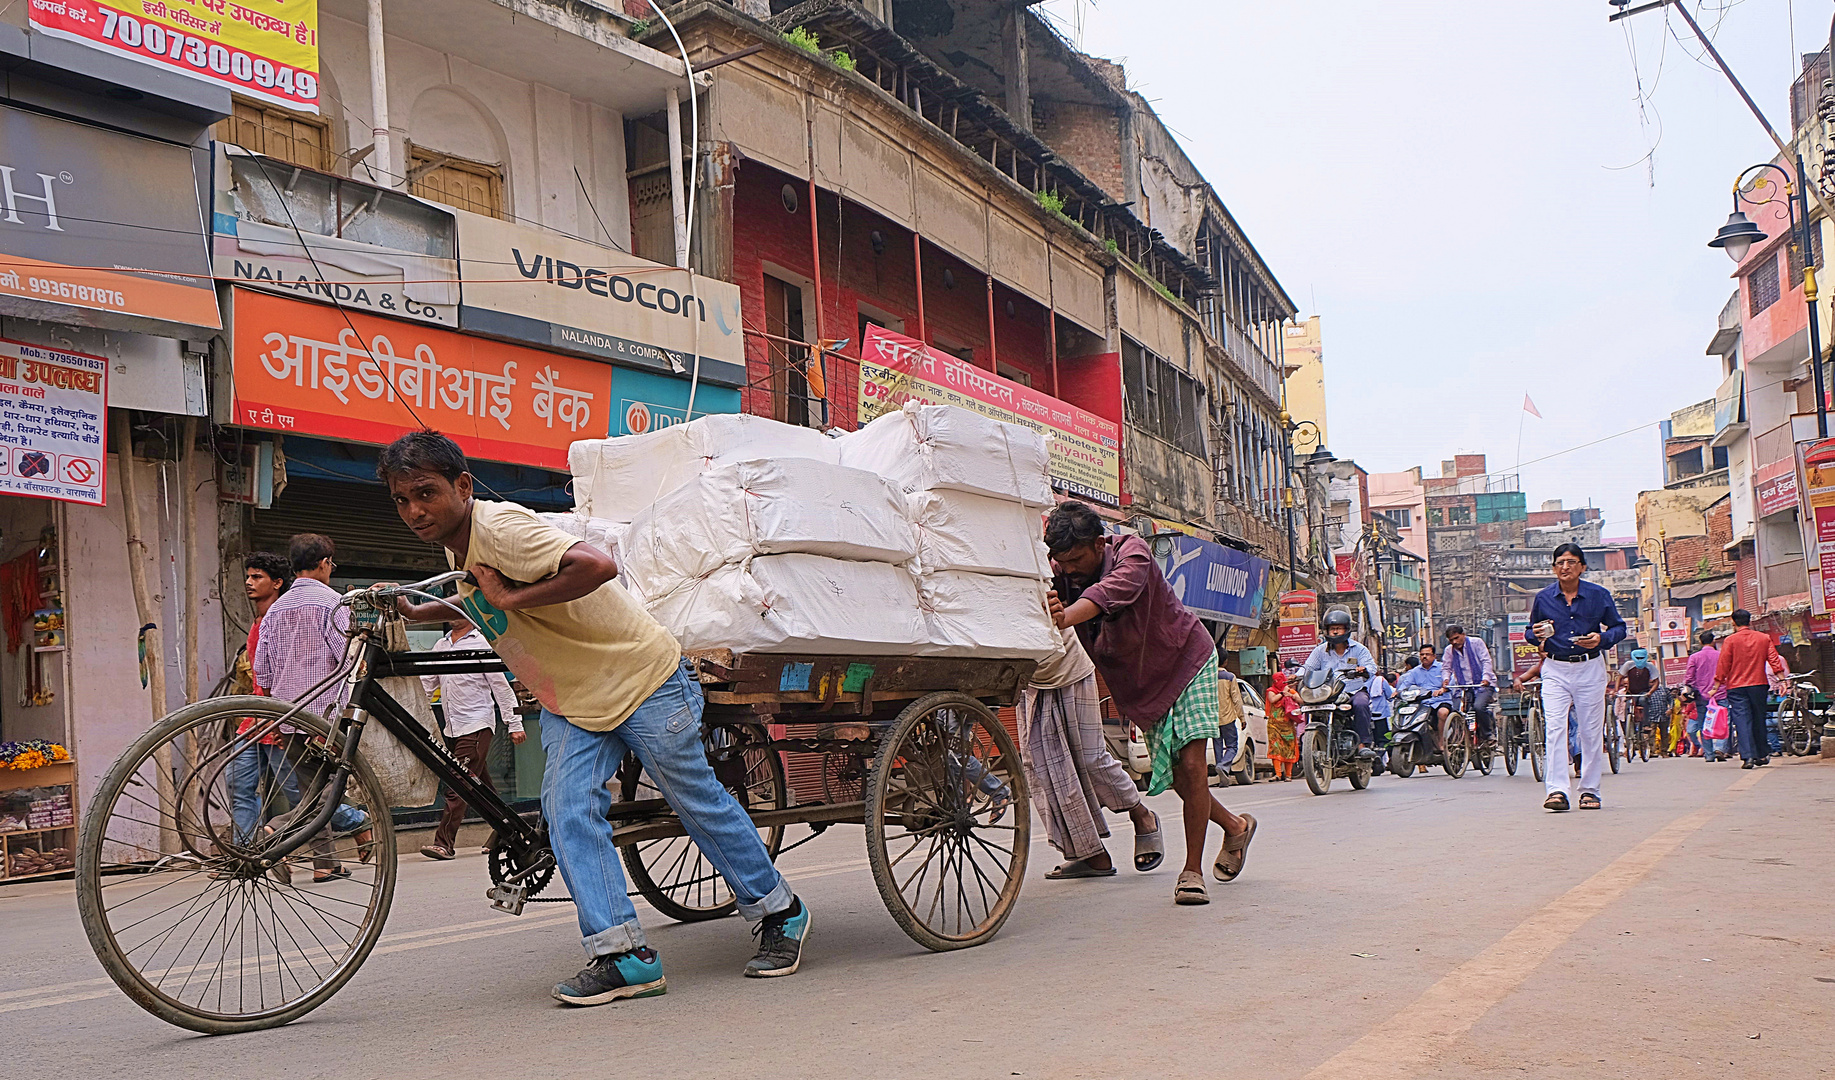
552, 947, 666, 1006
745, 897, 811, 978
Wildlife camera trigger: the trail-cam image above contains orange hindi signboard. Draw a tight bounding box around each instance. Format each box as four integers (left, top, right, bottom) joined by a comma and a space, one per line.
229, 289, 611, 470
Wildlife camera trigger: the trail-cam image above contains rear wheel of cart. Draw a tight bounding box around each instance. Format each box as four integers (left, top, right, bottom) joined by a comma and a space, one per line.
865, 692, 1029, 951
619, 722, 786, 922
1503, 719, 1520, 775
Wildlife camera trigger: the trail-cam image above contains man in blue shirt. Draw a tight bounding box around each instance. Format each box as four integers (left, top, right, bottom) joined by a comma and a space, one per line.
1529, 542, 1628, 812
1398, 643, 1455, 754
1300, 608, 1379, 758
1367, 669, 1395, 765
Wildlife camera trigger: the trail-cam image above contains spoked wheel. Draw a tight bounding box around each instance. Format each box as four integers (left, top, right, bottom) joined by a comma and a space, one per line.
864, 692, 1029, 951
1503, 721, 1520, 775
1606, 724, 1621, 774
1471, 728, 1494, 776
1441, 716, 1469, 778
75, 697, 397, 1035
1301, 722, 1333, 795
822, 747, 870, 802
1783, 705, 1814, 757
619, 721, 786, 922
1529, 706, 1546, 783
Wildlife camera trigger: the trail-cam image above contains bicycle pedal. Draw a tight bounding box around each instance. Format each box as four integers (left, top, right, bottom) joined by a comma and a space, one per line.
486, 882, 528, 916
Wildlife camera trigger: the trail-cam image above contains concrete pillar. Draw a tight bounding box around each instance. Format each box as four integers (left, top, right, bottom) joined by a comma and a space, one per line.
1005, 3, 1031, 131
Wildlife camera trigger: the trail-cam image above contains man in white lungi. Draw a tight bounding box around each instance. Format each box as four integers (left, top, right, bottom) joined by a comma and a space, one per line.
1528, 543, 1627, 812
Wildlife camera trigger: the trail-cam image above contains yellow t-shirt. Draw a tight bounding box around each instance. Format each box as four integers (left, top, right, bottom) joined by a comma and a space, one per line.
451, 500, 681, 731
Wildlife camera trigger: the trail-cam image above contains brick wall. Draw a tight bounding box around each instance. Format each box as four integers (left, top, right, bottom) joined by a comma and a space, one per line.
1031, 99, 1124, 203
1454, 454, 1486, 477
1665, 499, 1737, 584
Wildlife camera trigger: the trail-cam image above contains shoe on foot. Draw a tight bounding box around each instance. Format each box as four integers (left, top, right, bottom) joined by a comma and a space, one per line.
420, 843, 455, 861
552, 948, 666, 1006
745, 897, 811, 978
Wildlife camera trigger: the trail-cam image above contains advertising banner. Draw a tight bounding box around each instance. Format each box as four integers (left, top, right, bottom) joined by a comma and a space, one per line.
1701, 590, 1733, 621
1333, 553, 1360, 593
30, 0, 320, 113
1511, 640, 1542, 678
1662, 654, 1690, 688
1756, 457, 1798, 518
609, 366, 739, 436
1797, 438, 1835, 615
1277, 589, 1319, 667
0, 338, 107, 506
452, 209, 744, 384
213, 148, 458, 326
1656, 606, 1689, 645
859, 326, 1122, 507
0, 104, 218, 332
228, 289, 611, 471
1508, 611, 1529, 643
1152, 533, 1271, 629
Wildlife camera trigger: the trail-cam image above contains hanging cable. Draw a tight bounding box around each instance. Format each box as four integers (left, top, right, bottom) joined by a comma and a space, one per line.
646, 1, 707, 421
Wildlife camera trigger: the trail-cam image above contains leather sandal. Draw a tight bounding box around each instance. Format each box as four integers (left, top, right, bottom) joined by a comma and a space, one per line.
1212, 813, 1257, 883
1174, 870, 1209, 905
1578, 792, 1601, 810
1544, 791, 1570, 812
1044, 858, 1117, 879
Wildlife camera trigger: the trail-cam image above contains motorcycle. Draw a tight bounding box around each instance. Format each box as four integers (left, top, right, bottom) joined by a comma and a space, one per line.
1386, 686, 1469, 779
1296, 670, 1376, 795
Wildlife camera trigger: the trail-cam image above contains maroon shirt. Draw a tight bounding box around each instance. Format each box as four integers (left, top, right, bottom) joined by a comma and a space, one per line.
1054, 534, 1214, 727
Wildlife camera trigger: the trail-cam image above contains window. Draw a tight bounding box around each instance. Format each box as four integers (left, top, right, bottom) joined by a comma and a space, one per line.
1787, 223, 1825, 284
1712, 445, 1729, 469
763, 273, 813, 427
215, 97, 331, 171
1377, 507, 1412, 529
409, 148, 505, 219
1447, 503, 1472, 525
1748, 254, 1781, 316
1121, 336, 1205, 458
996, 362, 1033, 388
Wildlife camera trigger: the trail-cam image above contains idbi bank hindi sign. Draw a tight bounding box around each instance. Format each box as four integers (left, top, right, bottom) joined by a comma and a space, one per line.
858, 326, 1121, 508
31, 0, 322, 114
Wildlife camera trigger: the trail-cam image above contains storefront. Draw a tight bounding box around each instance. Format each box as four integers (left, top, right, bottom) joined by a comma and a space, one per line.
0, 76, 224, 879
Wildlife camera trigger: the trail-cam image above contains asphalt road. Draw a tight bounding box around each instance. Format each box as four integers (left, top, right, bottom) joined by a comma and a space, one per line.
3, 754, 1831, 1080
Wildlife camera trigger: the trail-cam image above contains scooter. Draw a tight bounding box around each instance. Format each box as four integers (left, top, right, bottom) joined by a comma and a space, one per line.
1387, 687, 1469, 779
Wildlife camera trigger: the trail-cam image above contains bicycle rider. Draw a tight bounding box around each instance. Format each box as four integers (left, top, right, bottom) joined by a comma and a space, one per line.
1439, 624, 1497, 750
1399, 643, 1456, 754
1613, 647, 1655, 743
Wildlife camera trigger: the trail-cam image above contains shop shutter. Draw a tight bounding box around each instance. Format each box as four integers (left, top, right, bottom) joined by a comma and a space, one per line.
251, 478, 449, 578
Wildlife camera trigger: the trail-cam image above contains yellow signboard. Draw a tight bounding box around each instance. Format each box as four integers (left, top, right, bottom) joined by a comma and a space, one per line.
32, 1, 321, 114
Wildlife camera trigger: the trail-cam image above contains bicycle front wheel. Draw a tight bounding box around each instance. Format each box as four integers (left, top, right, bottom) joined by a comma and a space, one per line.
76, 697, 397, 1034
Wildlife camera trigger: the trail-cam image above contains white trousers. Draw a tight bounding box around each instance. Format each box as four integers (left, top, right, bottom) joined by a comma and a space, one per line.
1540, 654, 1607, 799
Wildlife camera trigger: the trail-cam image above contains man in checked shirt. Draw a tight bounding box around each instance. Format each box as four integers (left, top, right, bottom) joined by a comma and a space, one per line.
252, 533, 375, 883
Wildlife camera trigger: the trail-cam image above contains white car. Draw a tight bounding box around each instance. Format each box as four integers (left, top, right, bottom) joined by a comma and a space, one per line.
1103, 676, 1269, 788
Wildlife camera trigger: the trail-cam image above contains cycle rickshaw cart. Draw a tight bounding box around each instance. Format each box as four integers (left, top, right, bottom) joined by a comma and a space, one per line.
75, 573, 1033, 1034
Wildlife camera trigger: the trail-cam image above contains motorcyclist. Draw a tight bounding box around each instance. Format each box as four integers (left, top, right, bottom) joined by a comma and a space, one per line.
1398, 643, 1456, 755
1299, 608, 1379, 759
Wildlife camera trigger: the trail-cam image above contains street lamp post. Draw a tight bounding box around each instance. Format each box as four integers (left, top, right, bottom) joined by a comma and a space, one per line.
1709, 163, 1828, 438
1280, 413, 1327, 588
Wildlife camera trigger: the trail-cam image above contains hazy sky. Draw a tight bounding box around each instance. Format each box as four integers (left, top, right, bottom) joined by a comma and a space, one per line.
1037, 0, 1810, 535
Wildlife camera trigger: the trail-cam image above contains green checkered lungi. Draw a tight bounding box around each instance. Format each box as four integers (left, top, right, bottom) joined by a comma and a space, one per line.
1144, 650, 1221, 796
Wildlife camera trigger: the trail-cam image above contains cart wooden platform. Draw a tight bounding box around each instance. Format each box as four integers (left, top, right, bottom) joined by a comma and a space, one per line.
606, 652, 1037, 951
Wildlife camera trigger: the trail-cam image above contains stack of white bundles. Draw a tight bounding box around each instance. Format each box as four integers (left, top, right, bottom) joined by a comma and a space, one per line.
838, 402, 1053, 505
619, 458, 917, 601
907, 489, 1050, 578
536, 511, 627, 560
569, 413, 839, 522
916, 572, 1060, 660
647, 553, 928, 655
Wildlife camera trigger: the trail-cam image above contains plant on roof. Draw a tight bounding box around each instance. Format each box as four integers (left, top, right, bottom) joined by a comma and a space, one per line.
1104, 237, 1119, 254
785, 26, 821, 54
1035, 188, 1066, 219
830, 49, 858, 71
628, 17, 651, 37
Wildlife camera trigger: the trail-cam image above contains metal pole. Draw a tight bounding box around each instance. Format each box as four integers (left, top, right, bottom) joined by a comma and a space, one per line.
912, 232, 927, 342
1796, 153, 1828, 438
366, 0, 392, 186
1283, 441, 1298, 582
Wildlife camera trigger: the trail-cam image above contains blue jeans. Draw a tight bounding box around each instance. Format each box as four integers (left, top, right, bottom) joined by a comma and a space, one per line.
228, 739, 368, 845
539, 661, 791, 959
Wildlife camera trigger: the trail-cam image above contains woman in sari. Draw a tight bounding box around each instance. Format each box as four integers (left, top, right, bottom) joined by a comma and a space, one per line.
1266, 670, 1301, 781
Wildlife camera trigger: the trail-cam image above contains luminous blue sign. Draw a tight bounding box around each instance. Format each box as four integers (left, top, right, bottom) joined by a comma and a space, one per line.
609, 367, 740, 436
1152, 534, 1270, 629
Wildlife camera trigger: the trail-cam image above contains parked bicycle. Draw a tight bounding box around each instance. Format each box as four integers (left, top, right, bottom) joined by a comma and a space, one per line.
1775, 669, 1824, 757
1501, 682, 1546, 782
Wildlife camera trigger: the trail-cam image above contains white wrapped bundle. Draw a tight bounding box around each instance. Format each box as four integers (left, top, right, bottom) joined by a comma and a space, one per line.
619, 459, 916, 599
645, 553, 927, 655
916, 571, 1059, 660
838, 402, 1052, 505
537, 511, 627, 558
908, 489, 1048, 577
569, 414, 839, 521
